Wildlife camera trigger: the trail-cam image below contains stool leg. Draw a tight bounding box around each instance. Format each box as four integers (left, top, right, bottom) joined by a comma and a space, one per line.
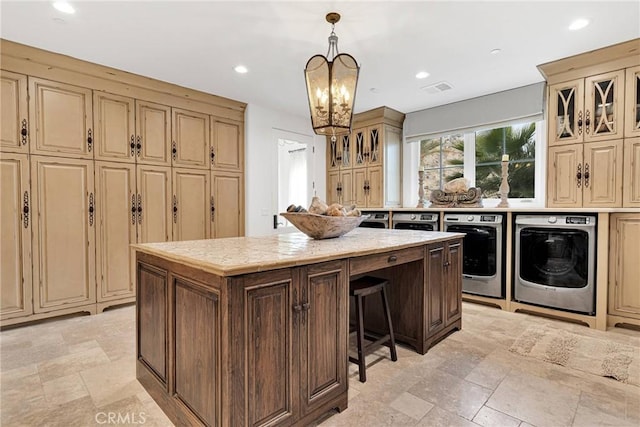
355, 294, 367, 382
381, 286, 397, 362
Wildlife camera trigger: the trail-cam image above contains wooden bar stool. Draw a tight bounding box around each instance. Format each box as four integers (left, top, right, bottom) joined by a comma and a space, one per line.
349, 276, 398, 383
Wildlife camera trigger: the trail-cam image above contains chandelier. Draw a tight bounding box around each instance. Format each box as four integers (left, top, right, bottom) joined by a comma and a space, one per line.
304, 12, 359, 139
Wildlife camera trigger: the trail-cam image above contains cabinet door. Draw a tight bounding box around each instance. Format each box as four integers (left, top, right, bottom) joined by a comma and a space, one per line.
1, 71, 28, 153
172, 168, 210, 241
384, 125, 402, 207
444, 240, 462, 327
95, 161, 136, 302
211, 171, 243, 238
327, 170, 340, 206
548, 79, 585, 146
242, 269, 296, 426
0, 153, 32, 320
135, 100, 171, 166
339, 133, 352, 168
367, 166, 383, 207
584, 70, 625, 142
327, 136, 339, 171
28, 77, 93, 159
31, 156, 96, 312
583, 139, 622, 207
367, 125, 382, 167
211, 119, 243, 171
623, 137, 640, 207
426, 243, 445, 335
93, 92, 135, 162
340, 169, 354, 206
609, 214, 640, 319
547, 144, 583, 207
298, 261, 347, 417
172, 108, 210, 169
137, 165, 172, 244
352, 127, 367, 168
625, 66, 640, 138
353, 168, 367, 207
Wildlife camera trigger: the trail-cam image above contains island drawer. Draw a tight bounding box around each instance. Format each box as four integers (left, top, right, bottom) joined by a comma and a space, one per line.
350, 246, 424, 276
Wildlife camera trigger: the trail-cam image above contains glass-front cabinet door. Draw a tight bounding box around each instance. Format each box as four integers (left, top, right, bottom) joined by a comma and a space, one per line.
584, 70, 625, 142
339, 134, 352, 168
367, 125, 382, 167
548, 79, 585, 146
353, 127, 366, 167
625, 65, 640, 138
327, 136, 339, 170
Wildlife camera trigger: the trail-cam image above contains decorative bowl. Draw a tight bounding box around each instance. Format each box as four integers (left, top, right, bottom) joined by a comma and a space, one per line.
280, 212, 368, 239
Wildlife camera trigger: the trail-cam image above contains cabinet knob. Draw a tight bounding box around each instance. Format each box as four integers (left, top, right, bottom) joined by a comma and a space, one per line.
388, 255, 397, 263
21, 119, 28, 145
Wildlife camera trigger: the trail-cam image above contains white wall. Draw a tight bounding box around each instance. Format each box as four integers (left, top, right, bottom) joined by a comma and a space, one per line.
245, 104, 326, 237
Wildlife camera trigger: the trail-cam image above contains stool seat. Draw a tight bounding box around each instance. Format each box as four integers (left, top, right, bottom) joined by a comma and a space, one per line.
349, 276, 397, 383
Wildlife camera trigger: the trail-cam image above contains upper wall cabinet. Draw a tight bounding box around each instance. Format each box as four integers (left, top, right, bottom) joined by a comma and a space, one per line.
93, 92, 136, 163
172, 108, 210, 169
28, 77, 93, 159
1, 71, 28, 154
625, 65, 640, 138
548, 70, 625, 146
211, 119, 243, 171
135, 100, 171, 166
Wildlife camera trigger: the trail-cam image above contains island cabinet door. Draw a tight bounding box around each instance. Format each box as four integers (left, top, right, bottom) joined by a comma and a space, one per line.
298, 260, 348, 418
426, 243, 446, 335
233, 269, 297, 427
444, 239, 463, 327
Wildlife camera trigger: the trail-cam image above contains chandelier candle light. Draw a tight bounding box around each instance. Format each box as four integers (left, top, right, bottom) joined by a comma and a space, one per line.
497, 154, 510, 207
304, 12, 360, 142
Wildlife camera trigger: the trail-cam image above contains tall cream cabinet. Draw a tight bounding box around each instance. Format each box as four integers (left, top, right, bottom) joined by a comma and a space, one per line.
0, 39, 246, 326
608, 213, 640, 328
538, 38, 640, 208
326, 107, 404, 208
0, 153, 32, 320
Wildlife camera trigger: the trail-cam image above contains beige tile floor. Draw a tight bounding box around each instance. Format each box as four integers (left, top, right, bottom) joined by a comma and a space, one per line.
1, 302, 638, 427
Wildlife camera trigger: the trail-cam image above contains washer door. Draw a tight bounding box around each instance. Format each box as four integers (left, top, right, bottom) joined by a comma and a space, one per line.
394, 222, 434, 231
447, 224, 497, 277
519, 227, 588, 288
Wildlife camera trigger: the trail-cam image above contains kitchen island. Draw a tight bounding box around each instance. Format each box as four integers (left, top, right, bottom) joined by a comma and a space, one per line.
134, 228, 464, 427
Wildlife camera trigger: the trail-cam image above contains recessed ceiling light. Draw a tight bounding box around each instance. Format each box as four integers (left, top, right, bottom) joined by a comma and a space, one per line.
569, 18, 589, 31
234, 65, 248, 74
490, 48, 502, 55
53, 2, 75, 14
415, 71, 430, 79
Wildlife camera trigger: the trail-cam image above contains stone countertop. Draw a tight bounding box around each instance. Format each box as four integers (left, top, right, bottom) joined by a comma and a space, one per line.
363, 207, 640, 213
133, 228, 464, 277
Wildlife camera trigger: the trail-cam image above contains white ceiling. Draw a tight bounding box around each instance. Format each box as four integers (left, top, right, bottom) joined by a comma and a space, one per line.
1, 1, 639, 119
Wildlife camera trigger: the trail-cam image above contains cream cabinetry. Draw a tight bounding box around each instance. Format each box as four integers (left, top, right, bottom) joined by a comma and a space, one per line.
1, 70, 29, 154
172, 168, 211, 241
0, 153, 32, 320
95, 161, 136, 303
31, 156, 96, 312
539, 39, 640, 208
0, 39, 246, 326
326, 107, 403, 208
608, 213, 640, 327
548, 140, 623, 207
29, 77, 93, 159
624, 65, 640, 138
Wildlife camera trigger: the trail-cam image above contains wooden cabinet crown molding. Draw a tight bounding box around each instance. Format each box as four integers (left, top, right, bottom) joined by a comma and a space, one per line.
538, 38, 640, 84
353, 106, 405, 129
0, 39, 246, 121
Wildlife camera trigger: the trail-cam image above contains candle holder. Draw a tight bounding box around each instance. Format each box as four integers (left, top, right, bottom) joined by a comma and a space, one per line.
417, 169, 426, 208
497, 160, 510, 207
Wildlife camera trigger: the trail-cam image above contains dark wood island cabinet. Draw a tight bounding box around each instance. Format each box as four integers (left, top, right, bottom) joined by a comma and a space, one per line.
134, 229, 463, 426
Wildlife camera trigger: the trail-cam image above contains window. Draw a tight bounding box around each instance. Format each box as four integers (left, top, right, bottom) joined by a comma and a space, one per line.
419, 121, 540, 202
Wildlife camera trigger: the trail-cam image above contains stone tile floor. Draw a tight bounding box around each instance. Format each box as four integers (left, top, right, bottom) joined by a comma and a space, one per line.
1, 302, 638, 426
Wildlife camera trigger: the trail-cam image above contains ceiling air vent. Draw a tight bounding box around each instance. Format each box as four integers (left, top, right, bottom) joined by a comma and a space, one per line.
421, 81, 453, 94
